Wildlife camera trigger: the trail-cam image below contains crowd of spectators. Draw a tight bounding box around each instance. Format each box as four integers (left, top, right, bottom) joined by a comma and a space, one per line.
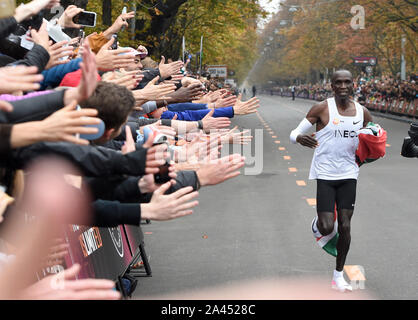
355, 74, 417, 104
270, 73, 417, 105
0, 0, 260, 299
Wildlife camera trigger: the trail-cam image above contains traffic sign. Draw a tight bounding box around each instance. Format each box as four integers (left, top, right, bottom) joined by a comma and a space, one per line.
353, 56, 378, 66
207, 65, 228, 78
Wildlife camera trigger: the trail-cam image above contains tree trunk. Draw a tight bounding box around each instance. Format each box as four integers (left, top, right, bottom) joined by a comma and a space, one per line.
135, 0, 188, 57
102, 0, 112, 26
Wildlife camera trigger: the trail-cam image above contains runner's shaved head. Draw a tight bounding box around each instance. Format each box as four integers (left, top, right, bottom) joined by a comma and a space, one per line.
331, 70, 353, 84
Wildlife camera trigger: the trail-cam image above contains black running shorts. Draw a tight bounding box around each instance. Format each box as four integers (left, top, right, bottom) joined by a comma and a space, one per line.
316, 179, 357, 213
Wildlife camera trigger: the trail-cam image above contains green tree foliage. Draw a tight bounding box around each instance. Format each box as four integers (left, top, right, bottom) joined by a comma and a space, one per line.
252, 0, 417, 86
16, 0, 264, 84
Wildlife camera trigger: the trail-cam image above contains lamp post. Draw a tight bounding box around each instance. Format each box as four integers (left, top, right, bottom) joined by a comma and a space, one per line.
401, 35, 406, 81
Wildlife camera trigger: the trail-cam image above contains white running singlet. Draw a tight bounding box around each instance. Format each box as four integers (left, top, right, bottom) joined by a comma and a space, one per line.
309, 97, 364, 180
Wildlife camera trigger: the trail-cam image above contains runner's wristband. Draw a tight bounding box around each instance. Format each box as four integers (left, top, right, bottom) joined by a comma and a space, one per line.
290, 118, 313, 144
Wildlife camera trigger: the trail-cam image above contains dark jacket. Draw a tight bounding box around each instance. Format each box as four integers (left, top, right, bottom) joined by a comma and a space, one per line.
0, 124, 12, 154
0, 90, 66, 124
81, 170, 200, 228
2, 142, 148, 177
9, 43, 50, 73
135, 68, 161, 89
85, 170, 200, 204
0, 17, 17, 39
91, 200, 142, 227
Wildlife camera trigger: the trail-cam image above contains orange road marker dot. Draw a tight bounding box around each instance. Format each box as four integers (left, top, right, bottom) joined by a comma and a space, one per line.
202, 235, 208, 239
288, 167, 297, 172
275, 141, 281, 144
145, 232, 153, 235
306, 198, 316, 206
386, 144, 391, 147
344, 265, 366, 281
272, 135, 278, 138
279, 147, 286, 151
296, 180, 306, 186
284, 156, 291, 160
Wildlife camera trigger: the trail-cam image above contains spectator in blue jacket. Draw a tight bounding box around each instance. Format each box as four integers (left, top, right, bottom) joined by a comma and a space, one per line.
156, 95, 260, 121
40, 57, 82, 90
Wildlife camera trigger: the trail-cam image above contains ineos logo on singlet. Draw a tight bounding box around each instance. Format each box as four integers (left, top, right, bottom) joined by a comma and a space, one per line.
334, 130, 358, 138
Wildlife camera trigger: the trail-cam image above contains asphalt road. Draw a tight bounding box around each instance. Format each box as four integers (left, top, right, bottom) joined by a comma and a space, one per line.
134, 95, 418, 300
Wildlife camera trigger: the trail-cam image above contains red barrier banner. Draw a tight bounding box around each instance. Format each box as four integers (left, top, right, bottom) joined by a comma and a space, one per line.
61, 225, 134, 280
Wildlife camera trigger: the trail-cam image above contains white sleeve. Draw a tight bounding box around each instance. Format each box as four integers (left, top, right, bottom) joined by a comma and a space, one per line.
290, 118, 314, 144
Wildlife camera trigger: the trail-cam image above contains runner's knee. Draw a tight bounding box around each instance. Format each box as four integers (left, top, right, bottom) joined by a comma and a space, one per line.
338, 209, 353, 237
317, 217, 334, 236
338, 220, 351, 237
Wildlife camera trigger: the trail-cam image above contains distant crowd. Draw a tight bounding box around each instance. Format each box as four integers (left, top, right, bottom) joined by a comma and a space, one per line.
266, 73, 417, 103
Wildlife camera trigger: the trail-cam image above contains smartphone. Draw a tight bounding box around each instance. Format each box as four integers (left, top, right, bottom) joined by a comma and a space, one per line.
73, 11, 97, 27
70, 30, 84, 50
110, 34, 118, 50
154, 161, 171, 184
79, 30, 85, 46
121, 6, 127, 32
0, 0, 15, 19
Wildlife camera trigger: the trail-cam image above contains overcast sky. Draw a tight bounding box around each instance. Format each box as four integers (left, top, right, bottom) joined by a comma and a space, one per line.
258, 0, 280, 28
259, 0, 280, 14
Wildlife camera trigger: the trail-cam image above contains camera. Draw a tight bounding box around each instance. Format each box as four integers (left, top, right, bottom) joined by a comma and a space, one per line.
401, 123, 418, 158
19, 11, 44, 32
143, 127, 171, 184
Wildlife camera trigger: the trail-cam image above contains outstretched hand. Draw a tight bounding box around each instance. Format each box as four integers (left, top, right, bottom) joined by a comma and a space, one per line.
201, 109, 231, 132
39, 100, 101, 146
196, 154, 245, 186
233, 94, 260, 115
143, 133, 170, 174
0, 65, 43, 94
159, 56, 184, 79
132, 76, 176, 104
220, 126, 253, 145
95, 38, 135, 71
19, 264, 121, 300
141, 182, 199, 221
76, 41, 98, 102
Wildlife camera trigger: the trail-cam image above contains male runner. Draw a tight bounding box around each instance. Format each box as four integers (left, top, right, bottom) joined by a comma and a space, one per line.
289, 70, 373, 292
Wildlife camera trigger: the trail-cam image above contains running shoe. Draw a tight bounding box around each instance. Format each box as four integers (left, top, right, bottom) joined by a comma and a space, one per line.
311, 216, 322, 239
332, 276, 353, 293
